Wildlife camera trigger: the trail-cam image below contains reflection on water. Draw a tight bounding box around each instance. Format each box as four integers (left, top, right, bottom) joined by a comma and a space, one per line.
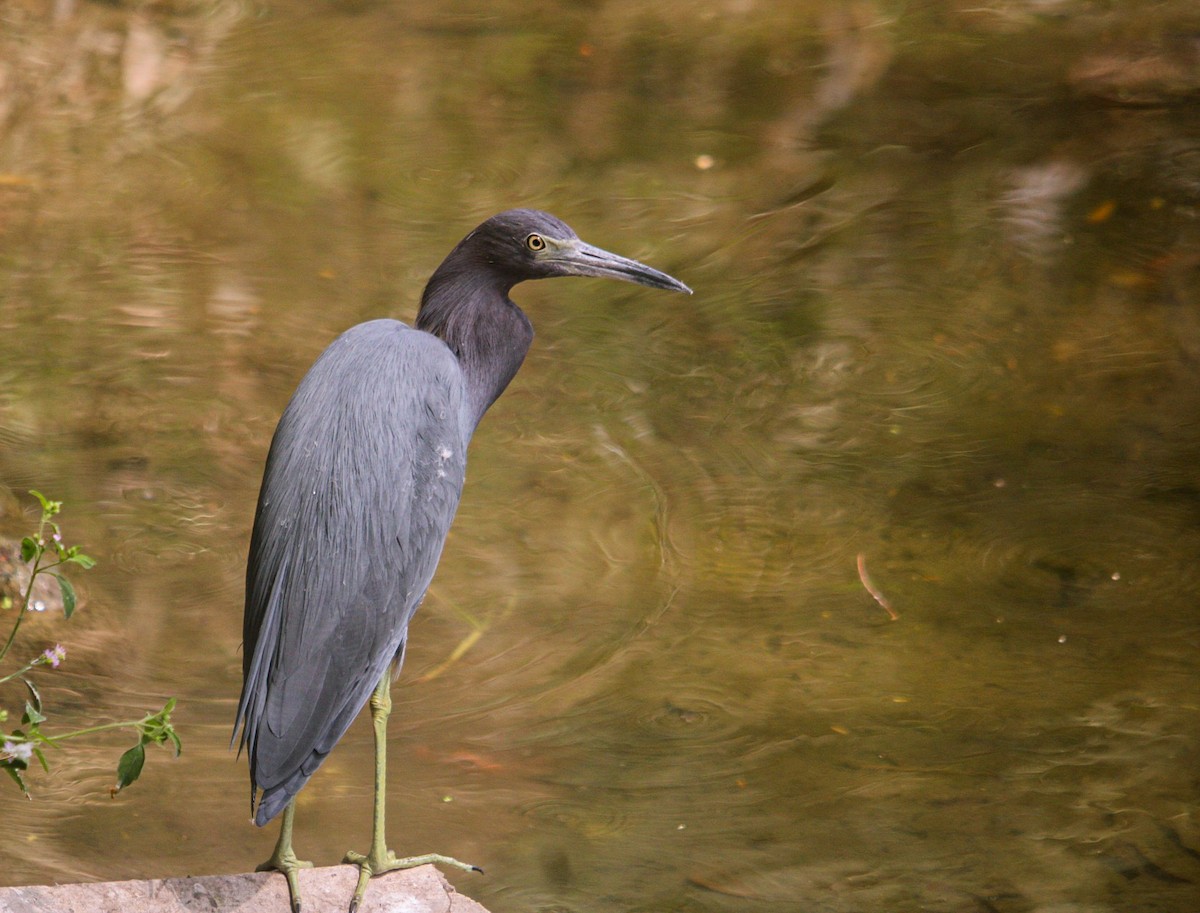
2, 2, 1199, 911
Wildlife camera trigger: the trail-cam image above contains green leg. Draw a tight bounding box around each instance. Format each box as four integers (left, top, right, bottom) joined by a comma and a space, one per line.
256, 800, 313, 913
343, 666, 480, 913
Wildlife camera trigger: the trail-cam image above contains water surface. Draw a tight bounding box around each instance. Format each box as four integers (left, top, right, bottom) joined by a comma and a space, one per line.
1, 2, 1198, 911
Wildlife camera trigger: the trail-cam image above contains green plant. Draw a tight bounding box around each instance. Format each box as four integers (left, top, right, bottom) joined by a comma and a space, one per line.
0, 490, 180, 795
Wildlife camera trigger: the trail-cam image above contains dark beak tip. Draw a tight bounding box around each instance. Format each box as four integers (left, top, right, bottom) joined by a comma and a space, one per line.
660, 274, 692, 295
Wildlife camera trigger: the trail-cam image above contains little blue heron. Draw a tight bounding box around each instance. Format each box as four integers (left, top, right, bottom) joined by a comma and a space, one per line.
232, 209, 690, 913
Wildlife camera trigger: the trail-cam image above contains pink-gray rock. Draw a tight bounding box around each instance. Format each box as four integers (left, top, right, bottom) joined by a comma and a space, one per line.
0, 864, 489, 913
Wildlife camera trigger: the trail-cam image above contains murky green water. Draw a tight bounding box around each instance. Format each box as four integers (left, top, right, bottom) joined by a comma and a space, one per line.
2, 2, 1198, 911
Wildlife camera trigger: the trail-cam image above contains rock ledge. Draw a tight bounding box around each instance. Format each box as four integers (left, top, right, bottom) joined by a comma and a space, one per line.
0, 863, 489, 913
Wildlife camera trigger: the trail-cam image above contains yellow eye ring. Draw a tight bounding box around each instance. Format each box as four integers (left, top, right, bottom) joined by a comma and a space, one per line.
525, 233, 546, 252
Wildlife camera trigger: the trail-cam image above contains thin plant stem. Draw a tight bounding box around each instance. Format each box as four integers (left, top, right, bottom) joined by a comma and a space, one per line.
0, 658, 41, 686
6, 714, 160, 747
0, 553, 44, 664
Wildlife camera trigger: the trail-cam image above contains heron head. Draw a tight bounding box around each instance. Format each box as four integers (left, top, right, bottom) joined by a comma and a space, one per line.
473, 209, 692, 294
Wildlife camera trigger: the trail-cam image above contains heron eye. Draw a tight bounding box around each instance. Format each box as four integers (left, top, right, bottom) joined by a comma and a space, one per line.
525, 233, 546, 252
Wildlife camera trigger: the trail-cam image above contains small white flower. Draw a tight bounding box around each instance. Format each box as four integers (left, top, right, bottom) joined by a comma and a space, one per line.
2, 740, 33, 763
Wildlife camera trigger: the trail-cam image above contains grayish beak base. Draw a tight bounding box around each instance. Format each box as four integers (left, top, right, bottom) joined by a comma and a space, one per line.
552, 240, 692, 294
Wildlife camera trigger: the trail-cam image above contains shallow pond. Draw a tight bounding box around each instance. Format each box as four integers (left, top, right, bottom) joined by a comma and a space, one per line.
1, 2, 1198, 911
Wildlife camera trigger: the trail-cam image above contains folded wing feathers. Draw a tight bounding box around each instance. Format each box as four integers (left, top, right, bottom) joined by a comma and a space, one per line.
233, 321, 468, 824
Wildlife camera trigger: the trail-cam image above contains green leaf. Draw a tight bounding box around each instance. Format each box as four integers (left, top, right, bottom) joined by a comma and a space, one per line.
51, 574, 77, 619
114, 743, 146, 793
22, 677, 42, 713
20, 536, 39, 563
22, 701, 46, 726
32, 746, 48, 773
29, 490, 60, 518
2, 760, 29, 796
68, 553, 96, 570
167, 729, 182, 757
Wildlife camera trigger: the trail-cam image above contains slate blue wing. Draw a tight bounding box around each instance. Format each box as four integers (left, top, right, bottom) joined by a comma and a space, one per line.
233, 319, 469, 825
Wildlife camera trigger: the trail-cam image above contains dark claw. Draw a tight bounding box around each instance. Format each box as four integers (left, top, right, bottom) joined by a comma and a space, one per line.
471, 865, 484, 874
348, 900, 358, 913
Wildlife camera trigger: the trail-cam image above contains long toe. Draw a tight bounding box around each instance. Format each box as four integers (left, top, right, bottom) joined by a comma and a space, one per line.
348, 862, 372, 913
388, 851, 482, 874
344, 848, 480, 912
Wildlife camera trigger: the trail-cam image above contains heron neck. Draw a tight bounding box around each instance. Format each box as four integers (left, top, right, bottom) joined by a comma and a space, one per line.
417, 272, 534, 432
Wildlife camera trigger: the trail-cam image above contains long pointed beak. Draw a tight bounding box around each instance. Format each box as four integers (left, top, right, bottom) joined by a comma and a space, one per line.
551, 240, 692, 294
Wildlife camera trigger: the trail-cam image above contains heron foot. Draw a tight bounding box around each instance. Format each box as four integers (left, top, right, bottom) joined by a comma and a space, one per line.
256, 847, 314, 913
343, 849, 482, 913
